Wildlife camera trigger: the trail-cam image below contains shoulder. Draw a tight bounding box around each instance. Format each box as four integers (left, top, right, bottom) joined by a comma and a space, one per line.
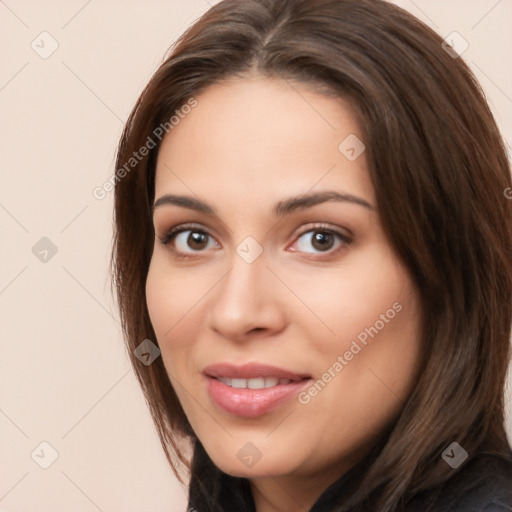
407, 453, 512, 512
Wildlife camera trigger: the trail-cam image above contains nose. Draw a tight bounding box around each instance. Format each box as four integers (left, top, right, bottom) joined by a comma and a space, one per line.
206, 250, 288, 342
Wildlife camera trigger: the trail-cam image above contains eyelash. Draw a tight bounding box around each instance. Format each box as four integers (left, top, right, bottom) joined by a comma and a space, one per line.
157, 222, 352, 259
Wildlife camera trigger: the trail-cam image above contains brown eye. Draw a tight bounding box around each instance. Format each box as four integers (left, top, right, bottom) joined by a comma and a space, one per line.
311, 231, 335, 251
292, 227, 351, 255
187, 231, 209, 250
160, 227, 220, 254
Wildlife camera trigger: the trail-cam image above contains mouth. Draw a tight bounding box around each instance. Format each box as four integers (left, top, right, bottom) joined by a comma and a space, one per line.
203, 363, 312, 417
214, 376, 301, 389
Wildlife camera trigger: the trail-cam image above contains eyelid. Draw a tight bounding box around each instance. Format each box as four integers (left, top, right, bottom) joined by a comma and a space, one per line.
157, 222, 221, 247
286, 222, 353, 255
294, 221, 352, 237
157, 221, 352, 257
289, 222, 352, 244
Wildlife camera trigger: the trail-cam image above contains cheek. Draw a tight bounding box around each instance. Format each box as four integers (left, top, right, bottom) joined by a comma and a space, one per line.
335, 283, 421, 408
145, 252, 205, 335
146, 260, 179, 340
280, 246, 414, 352
145, 255, 221, 372
288, 246, 422, 417
145, 258, 197, 360
293, 267, 422, 452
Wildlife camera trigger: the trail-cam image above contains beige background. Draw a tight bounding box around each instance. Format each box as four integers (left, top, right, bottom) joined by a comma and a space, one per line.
0, 1, 511, 511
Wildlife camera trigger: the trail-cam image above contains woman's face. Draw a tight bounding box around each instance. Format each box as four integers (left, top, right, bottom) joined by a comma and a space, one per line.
146, 76, 423, 488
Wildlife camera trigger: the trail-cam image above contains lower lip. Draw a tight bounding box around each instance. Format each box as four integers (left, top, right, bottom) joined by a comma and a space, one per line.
205, 377, 311, 418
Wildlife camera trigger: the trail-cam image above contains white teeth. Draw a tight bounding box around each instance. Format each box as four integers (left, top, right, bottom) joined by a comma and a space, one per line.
231, 378, 247, 389
247, 378, 265, 389
217, 377, 291, 388
264, 377, 279, 388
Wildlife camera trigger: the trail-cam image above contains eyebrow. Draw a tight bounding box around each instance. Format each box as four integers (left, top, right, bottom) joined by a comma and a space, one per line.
151, 191, 374, 217
152, 195, 215, 215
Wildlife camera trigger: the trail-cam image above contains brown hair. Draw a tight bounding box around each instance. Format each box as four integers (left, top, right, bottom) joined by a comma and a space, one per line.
111, 0, 512, 510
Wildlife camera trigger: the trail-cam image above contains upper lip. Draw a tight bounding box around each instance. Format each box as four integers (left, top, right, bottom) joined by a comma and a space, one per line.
203, 362, 310, 381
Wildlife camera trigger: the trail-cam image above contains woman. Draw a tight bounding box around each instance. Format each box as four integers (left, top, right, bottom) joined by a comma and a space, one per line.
111, 0, 512, 510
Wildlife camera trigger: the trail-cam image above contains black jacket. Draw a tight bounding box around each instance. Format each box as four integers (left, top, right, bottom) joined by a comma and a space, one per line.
188, 441, 512, 511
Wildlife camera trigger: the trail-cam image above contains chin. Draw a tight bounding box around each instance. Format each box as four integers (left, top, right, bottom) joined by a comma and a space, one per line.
217, 460, 291, 479
204, 444, 298, 479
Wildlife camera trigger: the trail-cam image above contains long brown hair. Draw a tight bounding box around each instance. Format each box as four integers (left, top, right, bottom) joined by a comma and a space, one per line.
111, 0, 512, 510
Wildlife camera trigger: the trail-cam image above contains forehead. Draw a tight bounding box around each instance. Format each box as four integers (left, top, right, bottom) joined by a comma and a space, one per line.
154, 76, 375, 209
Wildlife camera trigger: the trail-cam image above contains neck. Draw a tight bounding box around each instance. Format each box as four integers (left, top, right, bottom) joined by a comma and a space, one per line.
249, 452, 363, 512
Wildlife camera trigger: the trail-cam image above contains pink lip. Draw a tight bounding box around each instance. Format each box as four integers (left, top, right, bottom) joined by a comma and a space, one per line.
203, 363, 311, 418
203, 362, 310, 381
